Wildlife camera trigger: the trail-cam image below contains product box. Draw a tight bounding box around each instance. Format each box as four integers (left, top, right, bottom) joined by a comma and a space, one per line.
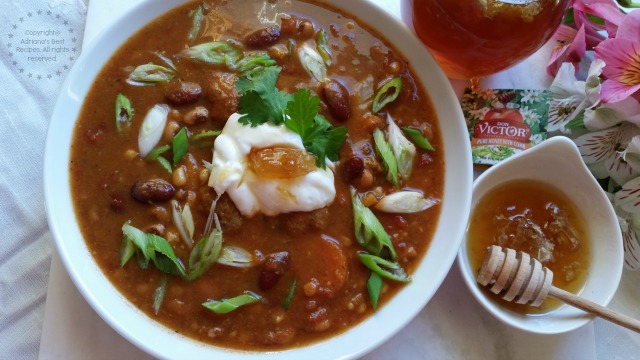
461, 88, 550, 166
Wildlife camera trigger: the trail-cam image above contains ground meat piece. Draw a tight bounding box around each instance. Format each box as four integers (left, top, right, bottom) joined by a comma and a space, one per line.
215, 194, 243, 233
204, 71, 239, 123
279, 207, 329, 234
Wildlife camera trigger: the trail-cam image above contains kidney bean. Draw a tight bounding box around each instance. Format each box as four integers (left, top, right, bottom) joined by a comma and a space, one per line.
165, 82, 202, 106
321, 79, 351, 122
243, 26, 281, 48
145, 223, 166, 236
259, 251, 290, 291
341, 156, 364, 183
130, 179, 175, 204
183, 106, 208, 125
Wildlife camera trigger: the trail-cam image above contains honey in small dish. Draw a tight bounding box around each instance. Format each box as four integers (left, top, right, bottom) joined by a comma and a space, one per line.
467, 179, 591, 314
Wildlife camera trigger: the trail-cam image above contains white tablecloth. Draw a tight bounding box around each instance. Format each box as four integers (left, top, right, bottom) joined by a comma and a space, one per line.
0, 0, 638, 359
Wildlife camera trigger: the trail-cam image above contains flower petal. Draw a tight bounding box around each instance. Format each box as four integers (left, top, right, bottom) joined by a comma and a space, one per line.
595, 38, 640, 103
622, 136, 640, 173
573, 125, 624, 164
623, 216, 640, 269
615, 175, 640, 214
605, 151, 639, 185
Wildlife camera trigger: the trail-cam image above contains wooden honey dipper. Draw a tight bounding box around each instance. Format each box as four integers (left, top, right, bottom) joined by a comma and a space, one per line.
477, 245, 640, 333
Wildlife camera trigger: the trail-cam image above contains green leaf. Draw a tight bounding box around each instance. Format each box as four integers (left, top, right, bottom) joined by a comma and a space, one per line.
367, 272, 383, 310
145, 145, 171, 161
372, 77, 402, 113
202, 291, 262, 314
373, 128, 399, 187
152, 275, 168, 315
236, 67, 292, 126
172, 127, 189, 166
565, 112, 586, 131
283, 277, 297, 310
351, 187, 397, 260
358, 253, 411, 282
127, 63, 176, 84
188, 4, 204, 42
285, 90, 347, 168
316, 29, 332, 66
115, 93, 133, 133
403, 127, 435, 151
180, 41, 242, 66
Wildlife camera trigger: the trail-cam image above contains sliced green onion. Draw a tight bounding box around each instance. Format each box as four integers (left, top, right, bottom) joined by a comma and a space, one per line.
358, 253, 410, 282
172, 200, 194, 248
283, 277, 297, 310
403, 127, 435, 151
387, 115, 415, 181
188, 4, 204, 42
235, 53, 277, 76
217, 246, 254, 268
298, 44, 327, 81
146, 233, 187, 276
119, 236, 136, 267
127, 63, 176, 85
138, 104, 170, 158
181, 204, 195, 240
156, 157, 173, 174
203, 291, 262, 314
351, 187, 397, 260
192, 130, 222, 141
187, 212, 223, 281
145, 145, 171, 161
152, 275, 168, 315
172, 127, 189, 166
121, 222, 186, 277
375, 191, 439, 214
180, 41, 242, 67
316, 29, 332, 66
372, 77, 402, 113
373, 128, 399, 188
367, 272, 383, 310
115, 93, 133, 133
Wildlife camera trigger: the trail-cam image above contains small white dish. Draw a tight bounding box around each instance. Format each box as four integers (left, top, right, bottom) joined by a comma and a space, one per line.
457, 136, 623, 334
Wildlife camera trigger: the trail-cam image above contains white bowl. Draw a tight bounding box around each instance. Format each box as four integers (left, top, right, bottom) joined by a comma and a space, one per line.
43, 0, 472, 358
458, 136, 623, 334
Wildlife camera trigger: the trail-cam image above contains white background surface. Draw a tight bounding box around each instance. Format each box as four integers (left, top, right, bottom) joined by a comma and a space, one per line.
26, 0, 640, 359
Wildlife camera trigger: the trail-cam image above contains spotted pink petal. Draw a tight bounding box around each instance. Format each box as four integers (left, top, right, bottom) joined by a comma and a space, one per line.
605, 151, 640, 186
574, 0, 626, 30
595, 38, 640, 103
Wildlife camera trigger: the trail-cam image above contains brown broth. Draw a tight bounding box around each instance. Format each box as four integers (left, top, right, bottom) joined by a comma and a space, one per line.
70, 0, 444, 351
467, 180, 590, 314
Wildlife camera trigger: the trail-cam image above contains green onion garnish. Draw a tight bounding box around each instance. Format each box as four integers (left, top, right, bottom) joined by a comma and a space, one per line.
127, 63, 176, 85
351, 187, 397, 260
172, 127, 189, 166
203, 291, 262, 314
188, 4, 204, 42
180, 41, 242, 67
115, 93, 133, 133
372, 77, 402, 113
367, 272, 383, 310
358, 253, 410, 282
373, 128, 399, 188
403, 127, 435, 151
316, 29, 332, 66
283, 277, 297, 310
152, 275, 168, 315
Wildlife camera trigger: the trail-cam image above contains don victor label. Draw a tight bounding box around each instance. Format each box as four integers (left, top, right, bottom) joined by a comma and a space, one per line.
462, 88, 549, 166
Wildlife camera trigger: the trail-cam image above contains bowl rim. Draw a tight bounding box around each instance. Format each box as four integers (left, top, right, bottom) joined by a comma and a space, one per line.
43, 0, 473, 358
457, 136, 623, 334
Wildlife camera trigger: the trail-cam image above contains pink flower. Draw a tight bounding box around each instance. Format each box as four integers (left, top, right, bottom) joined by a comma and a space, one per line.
547, 25, 587, 77
573, 0, 626, 36
595, 11, 640, 103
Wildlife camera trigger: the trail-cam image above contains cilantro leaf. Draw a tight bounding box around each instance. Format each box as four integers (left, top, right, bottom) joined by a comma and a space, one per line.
236, 67, 291, 126
285, 90, 347, 168
236, 68, 347, 168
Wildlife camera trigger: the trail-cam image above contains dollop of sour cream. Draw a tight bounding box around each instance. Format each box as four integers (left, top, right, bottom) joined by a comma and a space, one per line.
208, 113, 336, 217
